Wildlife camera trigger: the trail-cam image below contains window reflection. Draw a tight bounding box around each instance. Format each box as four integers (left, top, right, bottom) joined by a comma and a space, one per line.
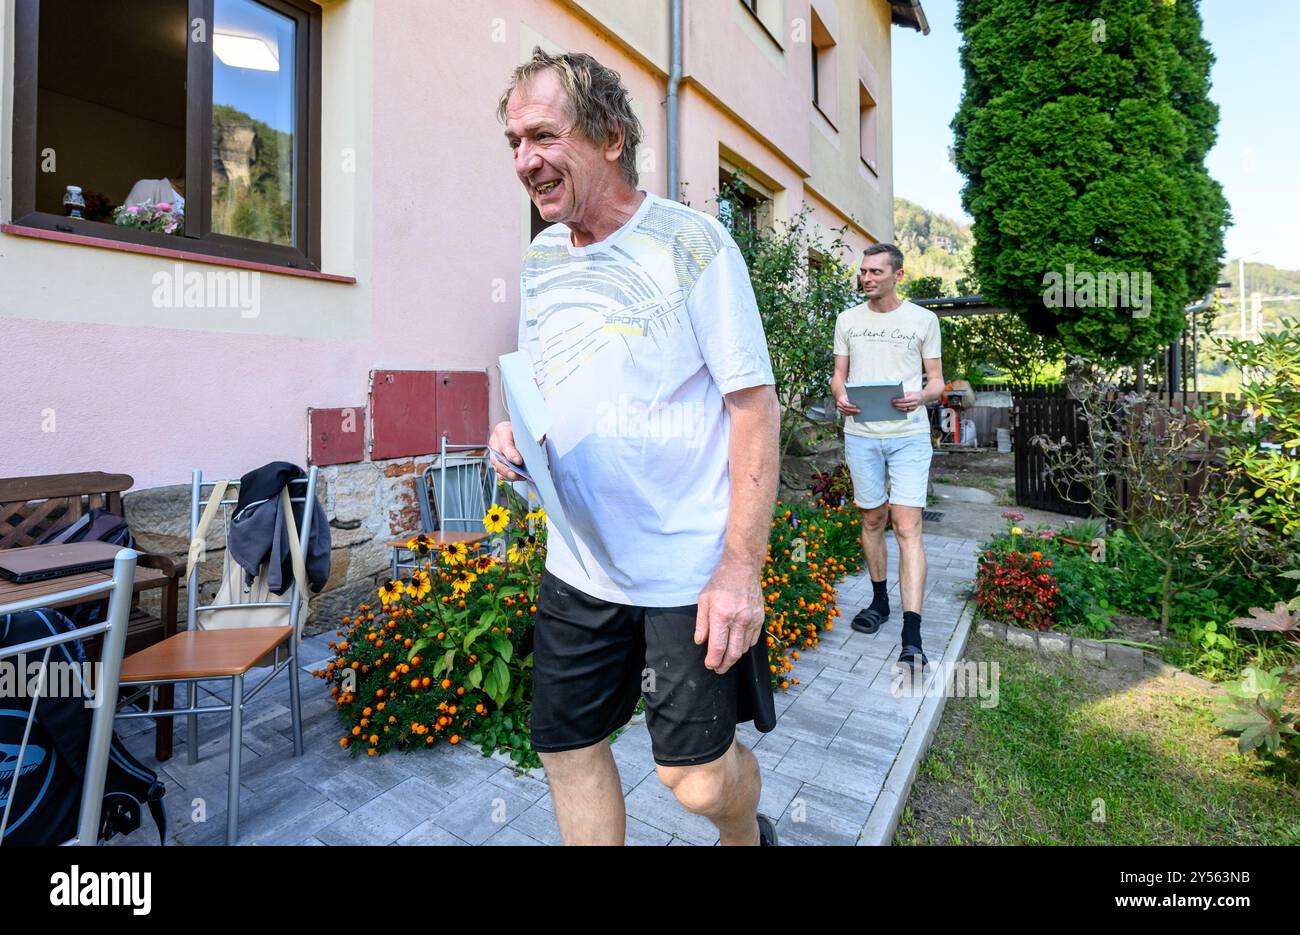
212, 0, 296, 246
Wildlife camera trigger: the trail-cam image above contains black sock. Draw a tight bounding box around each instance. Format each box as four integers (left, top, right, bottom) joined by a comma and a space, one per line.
902, 611, 922, 647
868, 579, 890, 615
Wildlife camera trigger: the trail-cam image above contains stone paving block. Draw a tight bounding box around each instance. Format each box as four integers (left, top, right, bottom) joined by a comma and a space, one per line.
777, 782, 874, 846
308, 752, 422, 812
774, 740, 884, 804
767, 695, 851, 748
176, 776, 333, 846
400, 743, 505, 799
430, 780, 536, 844
756, 765, 804, 820
503, 802, 670, 845
751, 730, 796, 770
396, 820, 471, 845
811, 646, 863, 672
257, 799, 349, 845
316, 776, 452, 845
239, 749, 351, 796
623, 777, 720, 846
486, 765, 550, 803
850, 639, 897, 664
482, 826, 546, 846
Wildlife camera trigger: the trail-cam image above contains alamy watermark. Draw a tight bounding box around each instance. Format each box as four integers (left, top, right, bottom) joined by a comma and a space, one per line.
891, 659, 1000, 707
594, 394, 708, 448
0, 655, 106, 708
151, 262, 261, 318
1042, 263, 1151, 318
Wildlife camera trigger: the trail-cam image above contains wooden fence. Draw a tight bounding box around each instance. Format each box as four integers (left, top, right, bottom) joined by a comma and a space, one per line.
1012, 391, 1236, 515
1012, 397, 1092, 515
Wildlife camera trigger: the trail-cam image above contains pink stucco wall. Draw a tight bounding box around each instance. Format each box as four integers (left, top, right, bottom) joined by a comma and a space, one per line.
1, 0, 882, 493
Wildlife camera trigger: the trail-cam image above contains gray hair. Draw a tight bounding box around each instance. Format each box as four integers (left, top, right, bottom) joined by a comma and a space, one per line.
863, 242, 905, 272
496, 47, 643, 188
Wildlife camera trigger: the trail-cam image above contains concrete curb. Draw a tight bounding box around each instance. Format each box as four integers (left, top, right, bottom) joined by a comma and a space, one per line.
857, 599, 976, 846
973, 618, 1222, 691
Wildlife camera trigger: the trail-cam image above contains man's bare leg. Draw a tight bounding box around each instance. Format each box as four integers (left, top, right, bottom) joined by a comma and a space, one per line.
539, 741, 626, 844
860, 504, 890, 581
657, 737, 762, 845
890, 505, 926, 613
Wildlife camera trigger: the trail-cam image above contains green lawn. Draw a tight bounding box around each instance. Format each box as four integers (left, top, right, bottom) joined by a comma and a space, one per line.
895, 632, 1300, 845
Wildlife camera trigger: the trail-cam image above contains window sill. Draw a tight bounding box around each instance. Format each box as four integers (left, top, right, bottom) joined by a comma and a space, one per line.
0, 223, 357, 284
738, 1, 784, 52
812, 102, 839, 134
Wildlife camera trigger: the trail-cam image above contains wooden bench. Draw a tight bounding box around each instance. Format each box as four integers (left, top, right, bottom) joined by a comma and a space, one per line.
0, 471, 182, 761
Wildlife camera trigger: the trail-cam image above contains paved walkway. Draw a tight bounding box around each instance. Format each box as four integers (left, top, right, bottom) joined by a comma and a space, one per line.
108, 531, 978, 846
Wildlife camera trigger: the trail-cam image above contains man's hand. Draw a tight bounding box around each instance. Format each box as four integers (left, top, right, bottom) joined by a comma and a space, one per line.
488, 420, 525, 481
891, 390, 925, 413
835, 390, 861, 416
694, 556, 765, 676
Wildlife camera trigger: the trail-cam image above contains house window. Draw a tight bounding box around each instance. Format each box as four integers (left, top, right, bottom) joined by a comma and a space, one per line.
859, 81, 879, 173
738, 0, 783, 51
718, 168, 771, 234
810, 8, 837, 127
11, 0, 322, 270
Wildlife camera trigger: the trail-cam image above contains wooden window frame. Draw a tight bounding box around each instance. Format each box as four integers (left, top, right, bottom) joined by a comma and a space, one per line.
859, 80, 879, 175
10, 0, 323, 271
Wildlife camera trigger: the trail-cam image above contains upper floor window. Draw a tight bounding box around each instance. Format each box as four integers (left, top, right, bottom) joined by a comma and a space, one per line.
11, 0, 322, 270
859, 81, 879, 174
810, 8, 837, 127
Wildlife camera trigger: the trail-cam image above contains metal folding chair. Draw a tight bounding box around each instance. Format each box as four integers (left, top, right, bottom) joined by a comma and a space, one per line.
418, 437, 499, 534
0, 548, 137, 845
113, 468, 316, 844
390, 437, 497, 580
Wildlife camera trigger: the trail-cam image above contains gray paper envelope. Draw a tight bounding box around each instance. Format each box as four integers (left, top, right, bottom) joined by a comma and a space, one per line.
845, 381, 907, 422
498, 351, 589, 576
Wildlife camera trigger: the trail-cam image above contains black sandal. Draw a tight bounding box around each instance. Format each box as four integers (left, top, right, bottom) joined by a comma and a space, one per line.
851, 605, 889, 634
757, 813, 779, 846
895, 644, 929, 670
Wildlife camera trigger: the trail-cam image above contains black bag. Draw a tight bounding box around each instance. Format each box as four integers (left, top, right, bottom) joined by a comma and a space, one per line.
0, 609, 166, 845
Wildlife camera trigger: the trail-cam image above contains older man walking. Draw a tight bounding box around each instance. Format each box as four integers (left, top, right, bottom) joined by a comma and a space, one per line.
489, 48, 782, 845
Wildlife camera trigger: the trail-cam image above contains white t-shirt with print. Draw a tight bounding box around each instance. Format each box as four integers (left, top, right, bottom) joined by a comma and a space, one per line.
833, 299, 942, 439
517, 191, 775, 606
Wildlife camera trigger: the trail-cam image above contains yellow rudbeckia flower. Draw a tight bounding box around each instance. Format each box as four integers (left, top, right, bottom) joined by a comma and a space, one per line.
483, 505, 510, 534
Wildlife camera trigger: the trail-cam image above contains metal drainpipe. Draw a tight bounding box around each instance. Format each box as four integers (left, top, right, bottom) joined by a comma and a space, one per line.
667, 0, 682, 202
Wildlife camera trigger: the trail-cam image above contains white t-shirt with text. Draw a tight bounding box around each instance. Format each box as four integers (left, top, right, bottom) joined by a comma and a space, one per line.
833, 299, 942, 438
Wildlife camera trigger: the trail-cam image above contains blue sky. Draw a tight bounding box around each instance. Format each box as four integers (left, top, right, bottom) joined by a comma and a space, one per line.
892, 0, 1300, 270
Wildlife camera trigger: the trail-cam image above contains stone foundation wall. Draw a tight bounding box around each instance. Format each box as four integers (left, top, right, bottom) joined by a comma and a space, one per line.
123, 457, 437, 637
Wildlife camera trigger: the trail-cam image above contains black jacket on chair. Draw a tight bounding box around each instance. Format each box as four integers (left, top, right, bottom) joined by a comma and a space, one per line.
226, 462, 331, 596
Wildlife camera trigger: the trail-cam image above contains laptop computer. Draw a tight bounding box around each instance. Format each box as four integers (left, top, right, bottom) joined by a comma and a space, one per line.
0, 542, 126, 584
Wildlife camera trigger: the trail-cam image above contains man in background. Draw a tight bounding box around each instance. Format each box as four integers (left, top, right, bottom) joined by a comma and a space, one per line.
831, 243, 943, 670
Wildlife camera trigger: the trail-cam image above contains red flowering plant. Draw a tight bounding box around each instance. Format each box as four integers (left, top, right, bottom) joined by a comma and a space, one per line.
810, 465, 854, 509
975, 547, 1061, 631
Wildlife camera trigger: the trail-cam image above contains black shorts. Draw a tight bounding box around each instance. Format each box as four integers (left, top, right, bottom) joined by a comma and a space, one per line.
529, 569, 774, 767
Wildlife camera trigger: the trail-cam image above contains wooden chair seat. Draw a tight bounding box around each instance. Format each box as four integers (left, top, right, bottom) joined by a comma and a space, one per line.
386, 530, 488, 550
120, 627, 291, 682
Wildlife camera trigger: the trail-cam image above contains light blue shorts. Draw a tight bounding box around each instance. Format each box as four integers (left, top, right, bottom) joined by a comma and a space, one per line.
844, 432, 933, 509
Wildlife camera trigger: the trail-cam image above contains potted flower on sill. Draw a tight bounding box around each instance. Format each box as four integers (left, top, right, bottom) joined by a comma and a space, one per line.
111, 201, 183, 235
